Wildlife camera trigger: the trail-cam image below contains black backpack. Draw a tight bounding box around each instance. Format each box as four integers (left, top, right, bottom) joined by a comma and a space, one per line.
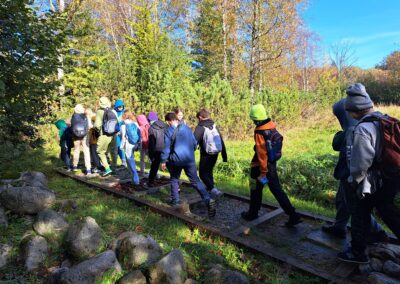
71, 113, 88, 138
256, 128, 283, 162
102, 108, 119, 136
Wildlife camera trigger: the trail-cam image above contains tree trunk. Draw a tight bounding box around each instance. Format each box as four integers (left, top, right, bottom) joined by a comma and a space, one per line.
222, 0, 228, 80
57, 0, 65, 98
248, 0, 258, 100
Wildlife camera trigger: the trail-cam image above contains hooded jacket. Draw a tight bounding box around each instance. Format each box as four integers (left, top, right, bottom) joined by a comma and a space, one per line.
114, 99, 124, 118
148, 120, 167, 160
137, 114, 150, 150
55, 119, 73, 148
94, 97, 118, 135
161, 124, 197, 166
194, 119, 227, 161
347, 111, 383, 196
251, 119, 277, 177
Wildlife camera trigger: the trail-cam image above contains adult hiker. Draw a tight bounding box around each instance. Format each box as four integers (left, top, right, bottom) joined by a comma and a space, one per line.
241, 104, 302, 227
94, 96, 119, 177
70, 104, 92, 175
338, 83, 400, 264
160, 112, 216, 217
147, 111, 167, 187
194, 108, 227, 198
322, 99, 387, 242
55, 119, 73, 170
136, 114, 150, 175
114, 99, 126, 167
87, 110, 104, 173
120, 110, 141, 185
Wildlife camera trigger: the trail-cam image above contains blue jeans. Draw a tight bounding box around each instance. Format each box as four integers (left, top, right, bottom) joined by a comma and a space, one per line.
116, 135, 125, 162
167, 162, 210, 205
60, 140, 72, 169
125, 144, 139, 185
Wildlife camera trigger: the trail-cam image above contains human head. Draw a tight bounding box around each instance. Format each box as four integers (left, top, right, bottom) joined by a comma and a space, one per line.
74, 104, 85, 114
174, 107, 184, 121
165, 112, 178, 126
249, 104, 268, 123
122, 110, 136, 122
99, 97, 111, 108
196, 108, 210, 121
345, 83, 374, 119
148, 111, 158, 122
114, 99, 125, 112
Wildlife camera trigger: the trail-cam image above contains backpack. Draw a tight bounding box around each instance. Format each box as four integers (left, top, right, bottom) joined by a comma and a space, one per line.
361, 114, 400, 176
203, 124, 223, 154
102, 108, 119, 136
125, 123, 140, 146
71, 113, 88, 138
257, 128, 283, 162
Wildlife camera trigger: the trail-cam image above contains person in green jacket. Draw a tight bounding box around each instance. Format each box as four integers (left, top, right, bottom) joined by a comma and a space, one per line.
94, 96, 119, 176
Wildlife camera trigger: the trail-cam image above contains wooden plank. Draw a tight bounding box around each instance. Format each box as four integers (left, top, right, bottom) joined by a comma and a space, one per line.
231, 208, 284, 236
54, 168, 356, 284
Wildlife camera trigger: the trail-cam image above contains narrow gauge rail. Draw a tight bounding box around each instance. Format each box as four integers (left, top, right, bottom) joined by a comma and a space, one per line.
56, 168, 396, 284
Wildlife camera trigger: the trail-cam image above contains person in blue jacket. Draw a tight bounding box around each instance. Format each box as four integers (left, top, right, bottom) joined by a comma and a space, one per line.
114, 99, 126, 167
160, 112, 216, 217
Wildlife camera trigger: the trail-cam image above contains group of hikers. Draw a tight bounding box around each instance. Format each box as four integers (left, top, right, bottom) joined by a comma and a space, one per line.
55, 82, 400, 264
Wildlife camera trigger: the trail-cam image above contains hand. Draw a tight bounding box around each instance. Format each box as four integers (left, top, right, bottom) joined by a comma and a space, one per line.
161, 163, 167, 171
257, 175, 269, 185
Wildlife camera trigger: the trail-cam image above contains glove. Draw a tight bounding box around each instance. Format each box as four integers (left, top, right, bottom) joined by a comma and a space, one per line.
257, 176, 269, 185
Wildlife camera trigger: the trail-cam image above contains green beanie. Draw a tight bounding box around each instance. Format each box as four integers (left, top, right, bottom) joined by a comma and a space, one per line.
249, 104, 267, 121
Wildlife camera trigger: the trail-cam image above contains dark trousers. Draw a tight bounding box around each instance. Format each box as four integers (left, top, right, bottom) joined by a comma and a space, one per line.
199, 153, 218, 191
334, 180, 382, 232
168, 162, 210, 204
249, 162, 295, 216
148, 152, 162, 184
60, 140, 72, 169
349, 176, 400, 254
90, 144, 103, 170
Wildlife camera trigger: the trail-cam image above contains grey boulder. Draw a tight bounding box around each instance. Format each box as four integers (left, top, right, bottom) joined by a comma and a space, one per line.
149, 249, 187, 284
370, 258, 384, 272
49, 250, 120, 284
370, 247, 398, 262
368, 272, 400, 284
20, 235, 48, 271
118, 270, 147, 284
0, 186, 55, 214
19, 171, 48, 188
33, 209, 69, 237
65, 216, 101, 259
383, 260, 400, 278
118, 233, 162, 269
204, 264, 249, 284
0, 244, 12, 269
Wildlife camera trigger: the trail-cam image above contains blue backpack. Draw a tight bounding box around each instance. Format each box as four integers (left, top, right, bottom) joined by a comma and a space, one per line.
125, 123, 140, 145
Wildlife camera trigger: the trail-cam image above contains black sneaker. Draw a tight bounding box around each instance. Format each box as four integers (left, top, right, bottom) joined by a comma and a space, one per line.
208, 199, 216, 218
322, 225, 346, 239
241, 211, 258, 221
338, 247, 369, 264
285, 213, 302, 227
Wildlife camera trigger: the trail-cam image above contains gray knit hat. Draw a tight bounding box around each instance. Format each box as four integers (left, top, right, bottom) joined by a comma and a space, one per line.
344, 83, 373, 112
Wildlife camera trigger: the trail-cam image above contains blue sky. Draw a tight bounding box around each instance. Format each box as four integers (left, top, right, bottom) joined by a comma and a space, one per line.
303, 0, 400, 69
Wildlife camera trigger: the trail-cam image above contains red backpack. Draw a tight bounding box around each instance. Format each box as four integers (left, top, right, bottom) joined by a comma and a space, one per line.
140, 124, 150, 150
362, 114, 400, 177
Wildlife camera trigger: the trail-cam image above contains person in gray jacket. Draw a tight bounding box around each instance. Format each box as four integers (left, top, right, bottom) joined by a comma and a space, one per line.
338, 83, 400, 264
322, 99, 386, 241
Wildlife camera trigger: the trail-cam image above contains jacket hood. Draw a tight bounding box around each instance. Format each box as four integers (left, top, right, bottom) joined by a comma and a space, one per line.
333, 99, 357, 131
114, 99, 124, 110
99, 97, 111, 108
152, 120, 167, 130
255, 119, 276, 131
136, 114, 149, 127
55, 119, 67, 130
198, 119, 215, 129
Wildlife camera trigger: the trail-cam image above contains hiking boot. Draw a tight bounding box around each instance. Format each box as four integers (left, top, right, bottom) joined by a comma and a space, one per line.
338, 247, 369, 264
208, 199, 216, 218
210, 188, 223, 199
285, 213, 302, 227
322, 225, 346, 239
168, 200, 181, 207
101, 168, 112, 177
241, 211, 258, 221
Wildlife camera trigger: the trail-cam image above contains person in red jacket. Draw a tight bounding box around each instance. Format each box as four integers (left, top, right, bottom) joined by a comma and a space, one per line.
241, 104, 302, 227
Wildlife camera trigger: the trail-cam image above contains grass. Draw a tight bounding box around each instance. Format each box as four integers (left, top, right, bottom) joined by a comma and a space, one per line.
1, 104, 399, 283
